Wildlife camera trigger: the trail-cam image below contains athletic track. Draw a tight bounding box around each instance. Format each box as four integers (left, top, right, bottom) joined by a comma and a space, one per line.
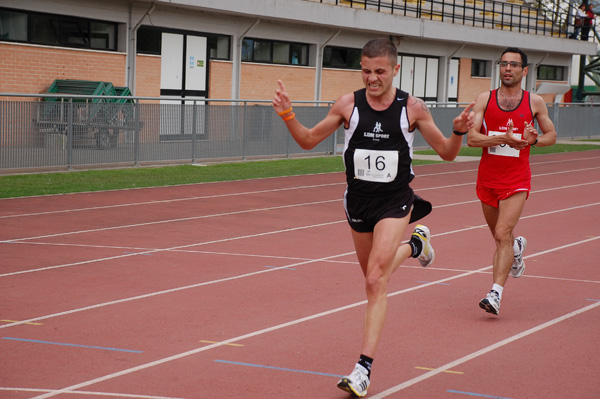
1, 150, 599, 399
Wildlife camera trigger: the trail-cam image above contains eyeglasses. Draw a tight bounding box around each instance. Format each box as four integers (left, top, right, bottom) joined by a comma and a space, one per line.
497, 61, 524, 68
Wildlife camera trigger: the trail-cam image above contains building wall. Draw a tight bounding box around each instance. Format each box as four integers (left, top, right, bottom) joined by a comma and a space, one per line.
457, 58, 491, 103
321, 69, 363, 102
205, 61, 363, 105
135, 54, 161, 99
1, 41, 567, 107
0, 43, 127, 94
2, 0, 583, 102
240, 63, 316, 102
0, 42, 129, 146
209, 60, 233, 100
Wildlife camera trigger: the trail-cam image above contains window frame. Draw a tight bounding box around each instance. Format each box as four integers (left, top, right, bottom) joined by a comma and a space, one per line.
241, 38, 309, 66
471, 59, 491, 78
323, 45, 362, 70
0, 7, 118, 51
397, 53, 439, 103
136, 25, 231, 61
537, 65, 566, 81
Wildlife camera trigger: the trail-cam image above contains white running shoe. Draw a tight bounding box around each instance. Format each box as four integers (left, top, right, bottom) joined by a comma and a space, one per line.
412, 224, 435, 267
510, 236, 527, 278
479, 290, 501, 315
337, 364, 370, 397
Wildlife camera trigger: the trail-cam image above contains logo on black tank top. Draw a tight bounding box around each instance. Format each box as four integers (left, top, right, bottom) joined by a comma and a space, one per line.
363, 122, 390, 140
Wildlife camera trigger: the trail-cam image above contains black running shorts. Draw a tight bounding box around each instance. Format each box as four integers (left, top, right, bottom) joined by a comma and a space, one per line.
344, 187, 432, 233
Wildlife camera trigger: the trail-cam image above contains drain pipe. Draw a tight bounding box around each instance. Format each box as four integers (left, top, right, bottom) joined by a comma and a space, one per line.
315, 29, 341, 101
232, 19, 260, 101
530, 52, 549, 93
127, 2, 156, 94
441, 43, 464, 102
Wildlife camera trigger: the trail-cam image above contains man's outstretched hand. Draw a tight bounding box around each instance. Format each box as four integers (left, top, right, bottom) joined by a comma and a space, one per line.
273, 80, 292, 115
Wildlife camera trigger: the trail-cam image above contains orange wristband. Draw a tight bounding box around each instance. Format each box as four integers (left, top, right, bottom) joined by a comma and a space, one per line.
277, 107, 293, 116
282, 112, 295, 121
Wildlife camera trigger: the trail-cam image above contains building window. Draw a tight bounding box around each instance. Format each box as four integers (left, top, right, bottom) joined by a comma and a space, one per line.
137, 26, 161, 55
208, 35, 230, 60
471, 59, 491, 77
242, 38, 308, 66
91, 21, 117, 50
323, 46, 362, 69
0, 7, 117, 51
0, 9, 28, 41
136, 26, 230, 60
397, 54, 439, 102
537, 65, 566, 81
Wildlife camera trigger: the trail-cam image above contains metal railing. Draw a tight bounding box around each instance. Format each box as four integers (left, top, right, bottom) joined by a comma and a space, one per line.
313, 0, 584, 38
0, 94, 336, 172
0, 94, 599, 173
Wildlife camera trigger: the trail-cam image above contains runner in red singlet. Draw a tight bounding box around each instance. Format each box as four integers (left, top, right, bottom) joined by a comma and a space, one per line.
468, 47, 557, 316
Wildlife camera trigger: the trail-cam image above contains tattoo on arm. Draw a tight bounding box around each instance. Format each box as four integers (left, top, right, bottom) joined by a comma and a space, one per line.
413, 97, 431, 114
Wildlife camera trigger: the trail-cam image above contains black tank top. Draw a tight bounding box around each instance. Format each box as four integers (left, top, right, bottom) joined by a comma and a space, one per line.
343, 88, 415, 196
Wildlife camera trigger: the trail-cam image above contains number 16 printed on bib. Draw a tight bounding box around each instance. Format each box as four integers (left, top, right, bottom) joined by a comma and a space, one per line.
354, 149, 399, 183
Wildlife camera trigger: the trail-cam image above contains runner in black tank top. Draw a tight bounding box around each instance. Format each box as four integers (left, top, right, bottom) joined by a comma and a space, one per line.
343, 87, 431, 232
344, 87, 413, 196
273, 38, 474, 397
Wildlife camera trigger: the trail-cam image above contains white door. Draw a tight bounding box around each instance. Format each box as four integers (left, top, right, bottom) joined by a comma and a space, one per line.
159, 33, 208, 137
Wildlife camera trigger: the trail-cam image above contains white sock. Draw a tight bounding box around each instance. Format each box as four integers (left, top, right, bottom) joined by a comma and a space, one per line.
492, 283, 504, 299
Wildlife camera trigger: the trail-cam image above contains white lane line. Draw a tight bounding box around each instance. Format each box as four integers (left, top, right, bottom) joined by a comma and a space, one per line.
3, 178, 598, 245
0, 220, 345, 278
1, 163, 598, 220
369, 300, 600, 398
0, 249, 355, 329
0, 387, 184, 399
2, 199, 599, 279
0, 182, 342, 219
1, 199, 339, 242
25, 239, 600, 398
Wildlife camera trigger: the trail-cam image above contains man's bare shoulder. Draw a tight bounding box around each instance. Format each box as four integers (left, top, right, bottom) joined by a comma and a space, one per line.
475, 90, 492, 103
331, 92, 356, 117
335, 92, 355, 106
528, 91, 551, 117
472, 91, 491, 112
406, 95, 431, 117
528, 92, 546, 107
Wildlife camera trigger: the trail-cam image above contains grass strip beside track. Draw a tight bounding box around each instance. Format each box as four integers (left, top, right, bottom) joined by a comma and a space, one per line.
0, 144, 597, 198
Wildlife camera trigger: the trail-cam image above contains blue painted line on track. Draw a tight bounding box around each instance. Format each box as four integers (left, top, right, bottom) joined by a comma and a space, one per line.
215, 359, 343, 378
123, 252, 153, 256
587, 298, 600, 302
2, 337, 143, 353
447, 390, 516, 399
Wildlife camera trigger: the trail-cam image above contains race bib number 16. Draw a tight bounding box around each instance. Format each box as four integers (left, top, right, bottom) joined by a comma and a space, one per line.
354, 149, 398, 183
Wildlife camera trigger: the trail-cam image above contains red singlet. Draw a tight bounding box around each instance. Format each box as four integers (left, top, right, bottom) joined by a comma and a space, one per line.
477, 89, 535, 190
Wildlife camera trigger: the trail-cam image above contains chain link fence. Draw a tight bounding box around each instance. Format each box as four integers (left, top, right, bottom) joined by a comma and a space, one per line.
0, 94, 598, 173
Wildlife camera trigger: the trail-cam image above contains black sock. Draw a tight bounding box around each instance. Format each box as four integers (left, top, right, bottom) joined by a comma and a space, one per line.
358, 354, 373, 377
409, 235, 422, 258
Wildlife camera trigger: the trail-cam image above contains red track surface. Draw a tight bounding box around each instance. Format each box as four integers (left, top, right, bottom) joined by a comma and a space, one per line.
1, 150, 599, 399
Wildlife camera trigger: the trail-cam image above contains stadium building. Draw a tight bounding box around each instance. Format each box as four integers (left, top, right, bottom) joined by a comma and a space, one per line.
1, 0, 598, 104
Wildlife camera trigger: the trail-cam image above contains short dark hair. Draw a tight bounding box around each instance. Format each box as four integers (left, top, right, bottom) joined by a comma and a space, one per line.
362, 38, 398, 66
501, 47, 528, 67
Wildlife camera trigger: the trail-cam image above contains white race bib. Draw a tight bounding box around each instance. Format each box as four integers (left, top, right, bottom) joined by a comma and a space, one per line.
353, 149, 398, 183
488, 131, 521, 158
